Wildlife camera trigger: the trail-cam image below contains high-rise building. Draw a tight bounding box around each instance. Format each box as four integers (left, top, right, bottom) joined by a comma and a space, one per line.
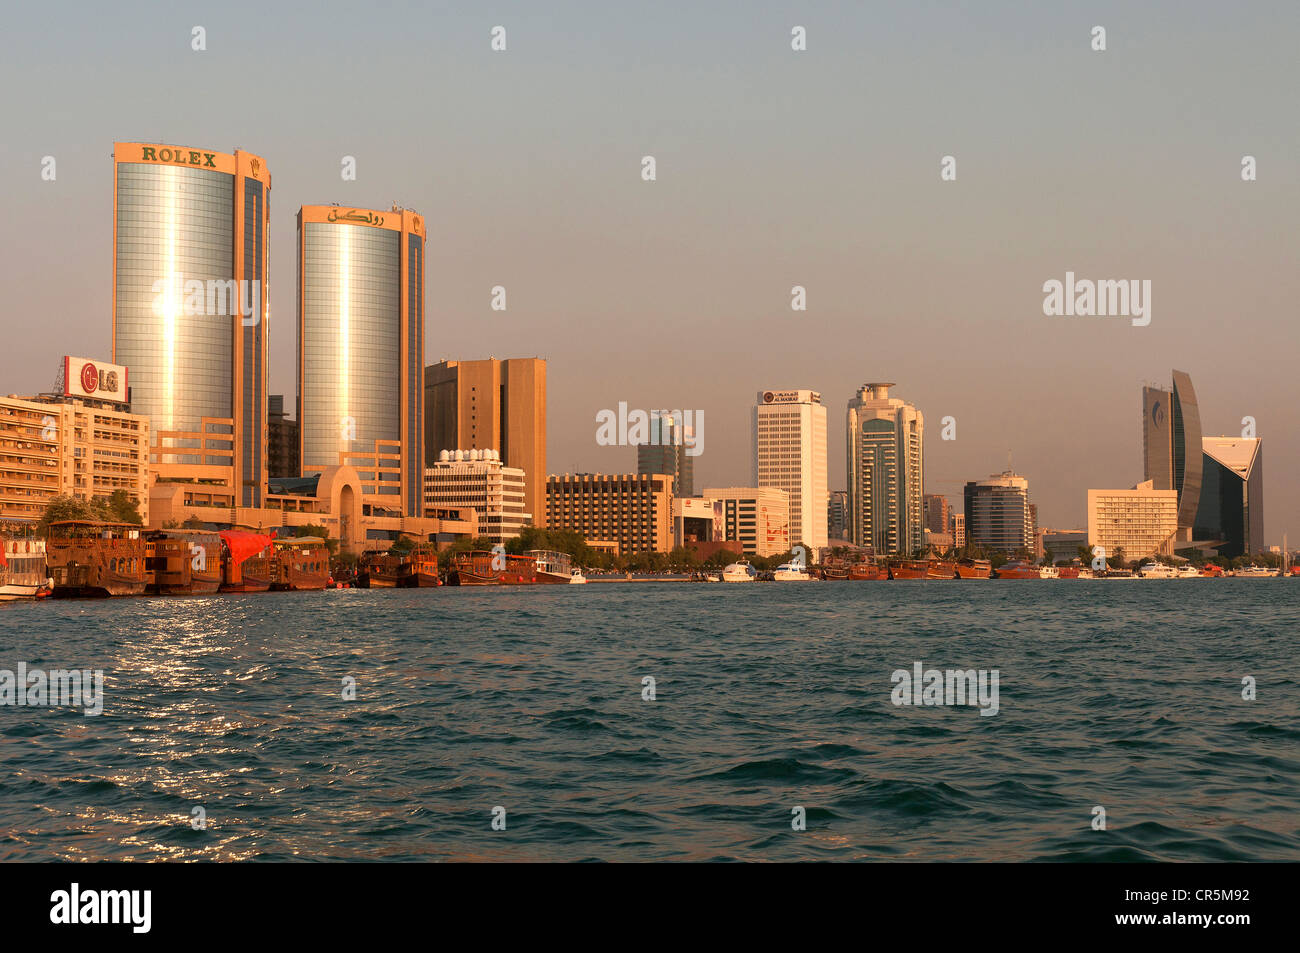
3, 359, 150, 524
1088, 480, 1179, 561
636, 413, 694, 498
922, 493, 951, 535
701, 486, 791, 557
113, 142, 270, 508
299, 205, 425, 517
425, 449, 530, 544
964, 471, 1034, 554
546, 473, 673, 554
846, 383, 924, 555
426, 358, 546, 527
1194, 437, 1264, 558
827, 490, 849, 541
950, 511, 965, 548
1142, 370, 1202, 535
267, 395, 299, 479
753, 389, 827, 550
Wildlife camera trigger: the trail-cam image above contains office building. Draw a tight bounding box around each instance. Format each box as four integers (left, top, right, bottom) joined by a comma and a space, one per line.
299, 204, 425, 516
112, 141, 269, 508
753, 389, 827, 550
950, 511, 966, 548
426, 358, 546, 527
701, 486, 790, 557
267, 395, 299, 479
1194, 437, 1264, 558
964, 471, 1034, 554
846, 383, 924, 555
827, 490, 849, 541
1087, 480, 1179, 561
546, 473, 673, 554
637, 412, 694, 498
424, 449, 530, 544
923, 493, 951, 536
1141, 369, 1202, 535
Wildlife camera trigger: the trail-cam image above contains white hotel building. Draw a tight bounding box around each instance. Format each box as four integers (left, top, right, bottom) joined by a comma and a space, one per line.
752, 390, 828, 551
424, 449, 530, 544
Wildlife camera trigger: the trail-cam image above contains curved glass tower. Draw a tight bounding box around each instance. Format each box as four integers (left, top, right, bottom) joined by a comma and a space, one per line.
298, 206, 425, 517
112, 142, 270, 507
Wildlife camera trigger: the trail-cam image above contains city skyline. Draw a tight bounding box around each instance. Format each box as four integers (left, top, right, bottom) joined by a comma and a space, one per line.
2, 1, 1296, 541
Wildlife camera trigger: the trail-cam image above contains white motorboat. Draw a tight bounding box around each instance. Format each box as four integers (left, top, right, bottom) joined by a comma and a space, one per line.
0, 537, 51, 601
1039, 565, 1060, 579
568, 568, 587, 584
1137, 562, 1178, 578
1175, 565, 1202, 578
1234, 565, 1276, 578
772, 562, 813, 581
721, 560, 756, 583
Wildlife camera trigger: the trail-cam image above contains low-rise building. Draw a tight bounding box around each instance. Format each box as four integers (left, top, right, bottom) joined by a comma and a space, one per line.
547, 472, 675, 554
424, 448, 530, 544
701, 486, 790, 557
1087, 480, 1179, 561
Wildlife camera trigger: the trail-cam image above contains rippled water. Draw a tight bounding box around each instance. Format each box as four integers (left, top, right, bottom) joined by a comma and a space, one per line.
2, 580, 1297, 861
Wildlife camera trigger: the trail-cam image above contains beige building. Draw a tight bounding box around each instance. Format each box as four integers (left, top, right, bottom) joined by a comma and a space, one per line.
753, 389, 827, 550
1087, 480, 1179, 561
702, 486, 791, 557
2, 392, 150, 525
424, 449, 530, 544
546, 473, 674, 555
425, 358, 546, 527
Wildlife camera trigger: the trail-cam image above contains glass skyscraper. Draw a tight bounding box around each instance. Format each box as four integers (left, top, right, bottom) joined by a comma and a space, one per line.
112, 142, 269, 507
846, 383, 924, 556
298, 205, 425, 518
1141, 369, 1202, 534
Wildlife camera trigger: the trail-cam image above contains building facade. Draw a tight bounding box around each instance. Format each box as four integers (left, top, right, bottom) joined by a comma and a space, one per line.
426, 358, 546, 527
546, 473, 673, 555
1142, 369, 1202, 535
1087, 480, 1179, 561
827, 489, 849, 541
922, 493, 951, 536
964, 471, 1034, 554
267, 394, 299, 479
636, 413, 694, 499
1, 388, 150, 526
753, 389, 827, 551
1194, 436, 1264, 558
846, 383, 924, 555
299, 205, 425, 517
424, 449, 530, 544
112, 142, 270, 509
701, 486, 791, 557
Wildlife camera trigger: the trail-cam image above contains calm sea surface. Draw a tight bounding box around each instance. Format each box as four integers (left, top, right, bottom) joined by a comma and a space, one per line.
2, 581, 1298, 862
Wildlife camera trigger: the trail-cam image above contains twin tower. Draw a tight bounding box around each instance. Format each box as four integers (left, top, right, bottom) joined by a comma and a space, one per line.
110, 142, 425, 517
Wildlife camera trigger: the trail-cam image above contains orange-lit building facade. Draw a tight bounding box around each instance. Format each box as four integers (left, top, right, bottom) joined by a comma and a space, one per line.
297, 205, 426, 518
111, 142, 271, 509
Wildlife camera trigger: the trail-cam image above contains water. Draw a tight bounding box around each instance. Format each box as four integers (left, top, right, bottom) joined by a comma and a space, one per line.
2, 581, 1297, 861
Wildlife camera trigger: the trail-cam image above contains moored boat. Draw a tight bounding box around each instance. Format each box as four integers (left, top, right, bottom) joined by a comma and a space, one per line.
568, 568, 588, 584
773, 562, 813, 581
147, 529, 222, 594
1039, 565, 1061, 579
926, 559, 957, 579
219, 529, 274, 592
0, 536, 51, 600
411, 544, 440, 586
529, 549, 576, 585
888, 559, 930, 579
955, 558, 992, 579
366, 552, 417, 588
721, 560, 756, 583
271, 537, 330, 590
1136, 562, 1178, 579
1233, 565, 1276, 578
446, 550, 538, 585
994, 561, 1041, 579
47, 520, 147, 597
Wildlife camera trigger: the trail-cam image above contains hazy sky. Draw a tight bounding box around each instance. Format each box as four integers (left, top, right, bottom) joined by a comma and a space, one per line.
3, 1, 1296, 542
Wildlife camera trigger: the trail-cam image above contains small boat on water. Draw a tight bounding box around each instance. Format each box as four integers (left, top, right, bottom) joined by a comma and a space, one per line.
0, 536, 51, 600
47, 520, 147, 597
994, 561, 1041, 579
926, 559, 957, 579
721, 560, 756, 583
146, 529, 223, 595
773, 562, 813, 581
818, 563, 850, 580
955, 558, 992, 579
888, 559, 930, 579
568, 568, 588, 584
446, 550, 538, 585
219, 530, 274, 592
411, 544, 440, 586
1174, 565, 1202, 578
271, 537, 330, 590
530, 550, 578, 585
848, 561, 888, 580
1233, 565, 1276, 578
1039, 565, 1061, 579
366, 552, 417, 588
1136, 562, 1178, 579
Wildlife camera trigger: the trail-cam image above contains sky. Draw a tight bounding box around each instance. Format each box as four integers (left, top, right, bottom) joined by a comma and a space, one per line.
2, 0, 1296, 542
